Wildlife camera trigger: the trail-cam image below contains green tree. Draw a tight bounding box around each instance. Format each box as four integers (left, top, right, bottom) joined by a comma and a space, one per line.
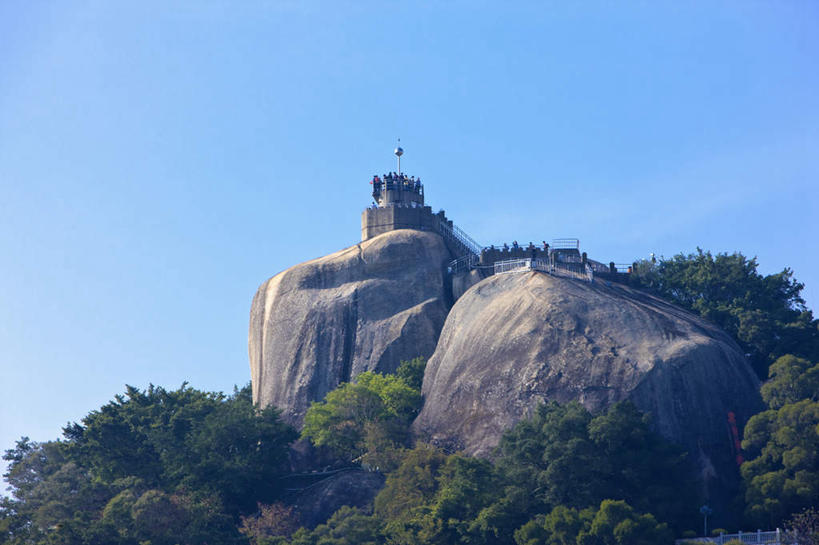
301, 371, 422, 468
495, 401, 597, 514
284, 506, 383, 545
395, 357, 427, 391
491, 402, 694, 533
760, 355, 819, 409
62, 383, 296, 516
2, 383, 295, 545
374, 445, 448, 522
514, 506, 593, 545
585, 402, 692, 523
579, 500, 673, 545
630, 249, 818, 378
130, 489, 189, 544
94, 487, 234, 545
513, 501, 671, 545
177, 385, 297, 514
240, 502, 301, 545
374, 445, 453, 545
741, 356, 819, 528
783, 507, 819, 545
1, 439, 111, 544
374, 447, 498, 545
371, 403, 690, 545
428, 455, 499, 544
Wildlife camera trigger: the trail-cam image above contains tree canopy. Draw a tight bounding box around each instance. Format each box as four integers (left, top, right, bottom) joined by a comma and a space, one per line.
2, 383, 296, 545
514, 500, 673, 545
740, 355, 819, 528
300, 401, 696, 545
487, 401, 696, 535
630, 249, 818, 378
301, 359, 425, 471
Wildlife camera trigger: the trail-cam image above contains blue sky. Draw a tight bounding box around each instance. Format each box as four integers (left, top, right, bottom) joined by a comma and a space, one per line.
1, 1, 818, 484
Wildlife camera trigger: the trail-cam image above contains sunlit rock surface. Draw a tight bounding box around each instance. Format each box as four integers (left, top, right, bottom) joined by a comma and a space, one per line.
414, 272, 761, 495
249, 230, 453, 426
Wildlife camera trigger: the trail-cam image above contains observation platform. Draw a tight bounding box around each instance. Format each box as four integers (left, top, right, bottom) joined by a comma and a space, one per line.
361, 170, 481, 260
360, 148, 630, 294
361, 172, 433, 240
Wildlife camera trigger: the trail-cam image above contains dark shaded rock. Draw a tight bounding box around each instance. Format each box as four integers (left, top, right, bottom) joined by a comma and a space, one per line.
249, 229, 453, 426
286, 438, 348, 474
451, 268, 489, 300
290, 469, 385, 529
413, 271, 762, 499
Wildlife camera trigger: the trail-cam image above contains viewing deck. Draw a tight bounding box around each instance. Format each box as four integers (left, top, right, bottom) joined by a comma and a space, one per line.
448, 237, 631, 285
362, 167, 630, 288
371, 173, 424, 208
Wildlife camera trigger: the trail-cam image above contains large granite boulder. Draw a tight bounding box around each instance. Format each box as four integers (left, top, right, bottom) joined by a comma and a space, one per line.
414, 271, 762, 496
249, 229, 453, 426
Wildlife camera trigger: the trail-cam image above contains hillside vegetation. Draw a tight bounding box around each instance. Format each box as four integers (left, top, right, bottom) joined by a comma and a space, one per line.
3, 250, 818, 545
630, 249, 819, 379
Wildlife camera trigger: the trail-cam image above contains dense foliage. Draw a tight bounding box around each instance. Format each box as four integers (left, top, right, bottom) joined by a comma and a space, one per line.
273, 401, 695, 545
514, 500, 673, 545
301, 359, 425, 471
782, 508, 819, 545
490, 401, 695, 530
239, 503, 302, 544
630, 249, 818, 378
1, 384, 296, 545
740, 355, 819, 528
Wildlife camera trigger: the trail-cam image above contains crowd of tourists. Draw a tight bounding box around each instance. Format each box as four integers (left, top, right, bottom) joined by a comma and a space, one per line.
371, 172, 423, 194
488, 241, 550, 252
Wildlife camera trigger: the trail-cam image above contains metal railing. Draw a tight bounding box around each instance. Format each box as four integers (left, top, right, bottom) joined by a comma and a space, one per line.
443, 234, 617, 284
552, 238, 580, 250
494, 259, 533, 274
448, 254, 478, 275
491, 258, 594, 283
552, 261, 594, 283
438, 221, 483, 257
675, 529, 782, 545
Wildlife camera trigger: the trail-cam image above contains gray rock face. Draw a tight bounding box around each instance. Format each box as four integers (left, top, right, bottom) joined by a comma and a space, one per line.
451, 269, 489, 300
249, 229, 453, 426
291, 469, 385, 529
414, 272, 761, 493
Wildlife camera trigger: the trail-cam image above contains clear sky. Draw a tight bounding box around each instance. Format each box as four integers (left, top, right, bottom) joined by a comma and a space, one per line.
2, 2, 818, 486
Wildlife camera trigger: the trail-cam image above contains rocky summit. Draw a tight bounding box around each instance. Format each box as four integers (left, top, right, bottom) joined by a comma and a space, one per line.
412, 271, 761, 496
249, 229, 453, 427
250, 223, 762, 500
